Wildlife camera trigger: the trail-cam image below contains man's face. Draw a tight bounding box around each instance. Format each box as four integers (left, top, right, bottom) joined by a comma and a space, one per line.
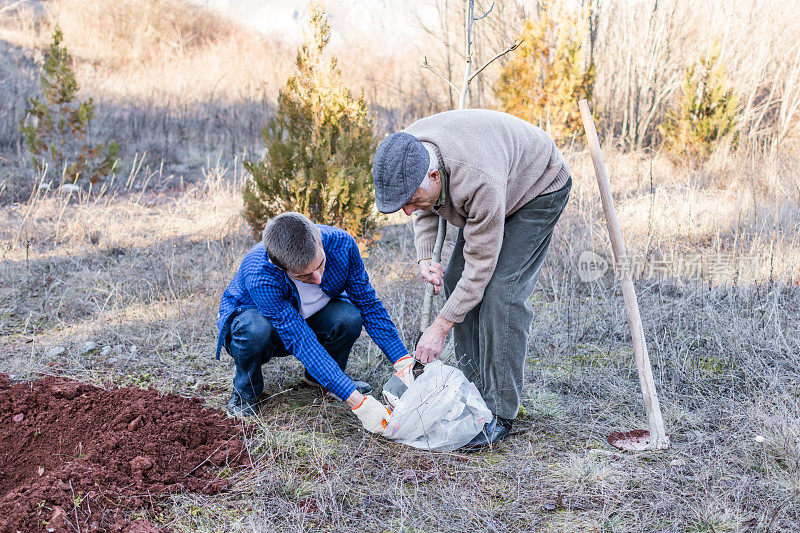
401, 170, 442, 216
286, 247, 326, 285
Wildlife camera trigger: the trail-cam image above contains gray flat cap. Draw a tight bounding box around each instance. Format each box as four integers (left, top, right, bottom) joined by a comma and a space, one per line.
372, 132, 428, 214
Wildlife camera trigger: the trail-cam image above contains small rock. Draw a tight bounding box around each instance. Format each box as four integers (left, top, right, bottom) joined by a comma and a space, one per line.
209, 450, 228, 466
38, 466, 45, 476
51, 382, 84, 399
186, 376, 196, 385
670, 458, 687, 467
48, 506, 67, 531
100, 345, 112, 356
12, 413, 24, 422
108, 357, 118, 365
128, 415, 143, 431
130, 345, 138, 355
46, 346, 66, 358
754, 435, 765, 443
80, 341, 98, 354
59, 183, 81, 194
130, 456, 154, 471
208, 479, 231, 493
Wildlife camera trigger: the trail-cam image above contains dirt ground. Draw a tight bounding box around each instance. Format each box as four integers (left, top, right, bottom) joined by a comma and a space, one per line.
0, 373, 248, 532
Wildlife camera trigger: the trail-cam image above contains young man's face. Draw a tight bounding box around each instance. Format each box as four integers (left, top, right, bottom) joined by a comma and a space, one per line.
401, 170, 442, 216
287, 247, 326, 285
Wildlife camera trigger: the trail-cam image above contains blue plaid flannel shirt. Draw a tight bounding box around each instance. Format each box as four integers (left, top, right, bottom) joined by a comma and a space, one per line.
216, 225, 408, 401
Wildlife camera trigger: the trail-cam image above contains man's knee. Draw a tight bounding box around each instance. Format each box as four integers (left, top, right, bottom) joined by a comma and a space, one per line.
337, 306, 363, 342
230, 309, 277, 358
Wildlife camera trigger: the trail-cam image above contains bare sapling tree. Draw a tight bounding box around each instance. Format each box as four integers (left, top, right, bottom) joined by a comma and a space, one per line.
0, 0, 27, 17
418, 0, 520, 334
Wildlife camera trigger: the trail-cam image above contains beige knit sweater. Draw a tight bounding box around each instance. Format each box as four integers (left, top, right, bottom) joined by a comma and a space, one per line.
404, 109, 570, 323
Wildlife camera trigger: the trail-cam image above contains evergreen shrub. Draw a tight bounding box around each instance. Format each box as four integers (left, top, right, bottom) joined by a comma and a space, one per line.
20, 27, 118, 185
242, 4, 377, 240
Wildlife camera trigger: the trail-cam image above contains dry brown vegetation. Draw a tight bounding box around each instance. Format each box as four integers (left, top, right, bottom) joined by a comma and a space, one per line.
1, 0, 800, 531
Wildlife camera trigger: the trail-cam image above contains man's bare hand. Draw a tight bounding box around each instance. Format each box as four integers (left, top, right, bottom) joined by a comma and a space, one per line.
418, 259, 445, 295
415, 316, 454, 363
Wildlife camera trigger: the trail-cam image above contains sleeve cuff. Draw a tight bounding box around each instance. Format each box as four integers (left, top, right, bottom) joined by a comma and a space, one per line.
332, 379, 357, 402
416, 242, 434, 262
438, 297, 471, 324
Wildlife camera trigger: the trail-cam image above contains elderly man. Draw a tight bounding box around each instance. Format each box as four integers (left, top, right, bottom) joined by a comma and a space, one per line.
372, 109, 572, 450
216, 212, 414, 434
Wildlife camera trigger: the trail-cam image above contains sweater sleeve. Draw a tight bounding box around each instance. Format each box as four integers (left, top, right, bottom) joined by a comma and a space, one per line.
438, 172, 506, 323
412, 208, 440, 262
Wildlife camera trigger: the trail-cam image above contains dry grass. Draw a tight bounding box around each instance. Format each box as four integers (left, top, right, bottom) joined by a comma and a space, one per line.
0, 0, 294, 100
4, 0, 797, 200
384, 0, 800, 151
0, 0, 293, 202
2, 146, 799, 531
1, 0, 800, 530
0, 0, 442, 202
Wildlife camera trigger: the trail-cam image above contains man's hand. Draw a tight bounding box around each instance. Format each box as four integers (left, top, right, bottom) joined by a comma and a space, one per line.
392, 355, 415, 388
415, 316, 454, 363
418, 259, 444, 295
350, 394, 392, 435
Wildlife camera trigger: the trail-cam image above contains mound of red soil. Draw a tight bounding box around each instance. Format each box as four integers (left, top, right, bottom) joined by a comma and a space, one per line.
0, 374, 248, 532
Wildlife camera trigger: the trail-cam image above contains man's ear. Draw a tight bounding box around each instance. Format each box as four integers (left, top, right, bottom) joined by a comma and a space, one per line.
429, 170, 440, 183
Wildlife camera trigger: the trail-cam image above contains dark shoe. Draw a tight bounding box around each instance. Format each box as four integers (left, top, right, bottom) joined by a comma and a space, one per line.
226, 391, 259, 418
460, 416, 513, 452
351, 380, 372, 395
302, 371, 372, 400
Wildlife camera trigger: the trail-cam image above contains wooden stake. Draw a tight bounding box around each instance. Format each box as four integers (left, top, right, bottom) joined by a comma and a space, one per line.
578, 99, 670, 450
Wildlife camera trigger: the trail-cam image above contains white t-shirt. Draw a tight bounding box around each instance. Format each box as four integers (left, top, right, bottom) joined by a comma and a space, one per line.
290, 279, 331, 318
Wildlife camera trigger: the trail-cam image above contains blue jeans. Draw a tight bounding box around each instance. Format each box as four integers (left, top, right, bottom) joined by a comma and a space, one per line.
224, 299, 363, 401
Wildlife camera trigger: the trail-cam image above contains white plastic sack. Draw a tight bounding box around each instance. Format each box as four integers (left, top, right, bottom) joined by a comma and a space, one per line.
383, 360, 492, 451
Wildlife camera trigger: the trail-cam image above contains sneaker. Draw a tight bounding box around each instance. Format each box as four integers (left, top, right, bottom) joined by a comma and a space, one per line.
302, 371, 372, 400
226, 391, 259, 418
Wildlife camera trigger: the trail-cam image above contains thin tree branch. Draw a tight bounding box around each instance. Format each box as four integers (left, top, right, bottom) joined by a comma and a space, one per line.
468, 39, 522, 83
0, 0, 27, 15
473, 1, 494, 20
421, 56, 461, 95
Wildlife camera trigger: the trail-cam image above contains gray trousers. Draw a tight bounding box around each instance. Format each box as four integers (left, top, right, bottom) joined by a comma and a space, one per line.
443, 178, 571, 420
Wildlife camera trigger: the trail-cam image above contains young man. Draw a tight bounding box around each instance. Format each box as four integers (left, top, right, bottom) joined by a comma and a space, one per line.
372, 109, 572, 450
216, 212, 414, 434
